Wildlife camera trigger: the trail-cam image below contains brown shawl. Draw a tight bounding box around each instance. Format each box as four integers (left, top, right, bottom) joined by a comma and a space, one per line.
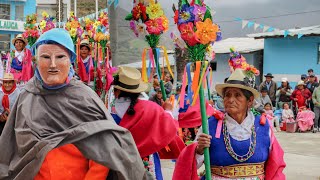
0, 77, 146, 180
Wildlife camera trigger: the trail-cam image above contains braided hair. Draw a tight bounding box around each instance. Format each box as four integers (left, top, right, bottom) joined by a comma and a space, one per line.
113, 75, 140, 115
118, 91, 140, 115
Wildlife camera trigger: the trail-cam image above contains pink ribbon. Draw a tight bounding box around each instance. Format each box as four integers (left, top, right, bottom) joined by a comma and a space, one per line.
180, 66, 187, 108
215, 119, 223, 138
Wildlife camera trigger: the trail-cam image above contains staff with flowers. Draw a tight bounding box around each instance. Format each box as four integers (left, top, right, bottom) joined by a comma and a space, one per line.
126, 0, 173, 101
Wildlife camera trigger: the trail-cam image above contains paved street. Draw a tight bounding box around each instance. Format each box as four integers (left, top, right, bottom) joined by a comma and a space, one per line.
161, 131, 320, 180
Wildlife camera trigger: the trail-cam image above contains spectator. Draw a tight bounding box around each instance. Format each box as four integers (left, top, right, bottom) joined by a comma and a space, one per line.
149, 87, 163, 106
276, 77, 293, 104
259, 73, 277, 107
306, 73, 319, 111
295, 74, 308, 90
282, 102, 295, 123
264, 103, 281, 132
164, 73, 173, 97
291, 80, 312, 111
254, 86, 273, 113
307, 69, 318, 82
148, 78, 160, 98
0, 73, 20, 135
312, 86, 320, 132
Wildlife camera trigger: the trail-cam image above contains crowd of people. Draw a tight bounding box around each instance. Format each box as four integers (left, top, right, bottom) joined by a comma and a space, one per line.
252, 69, 319, 133
0, 29, 288, 179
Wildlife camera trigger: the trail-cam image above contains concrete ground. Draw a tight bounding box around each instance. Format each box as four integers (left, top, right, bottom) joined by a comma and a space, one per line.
161, 131, 320, 180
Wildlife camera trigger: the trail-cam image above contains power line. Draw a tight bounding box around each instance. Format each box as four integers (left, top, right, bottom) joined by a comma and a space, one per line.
216, 9, 320, 23
118, 9, 320, 28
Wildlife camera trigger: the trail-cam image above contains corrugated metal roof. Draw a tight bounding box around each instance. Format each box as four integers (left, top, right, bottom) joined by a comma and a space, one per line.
247, 25, 320, 39
212, 38, 264, 53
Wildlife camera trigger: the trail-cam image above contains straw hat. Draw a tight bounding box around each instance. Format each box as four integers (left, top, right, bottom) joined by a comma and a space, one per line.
215, 68, 260, 99
80, 39, 92, 51
1, 73, 16, 82
114, 66, 148, 93
12, 34, 28, 45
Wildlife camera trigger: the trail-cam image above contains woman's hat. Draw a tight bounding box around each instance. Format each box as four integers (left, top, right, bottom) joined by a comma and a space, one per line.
281, 77, 288, 82
12, 34, 28, 45
264, 73, 274, 78
80, 39, 92, 51
1, 73, 16, 82
215, 69, 260, 99
297, 80, 305, 86
114, 66, 148, 93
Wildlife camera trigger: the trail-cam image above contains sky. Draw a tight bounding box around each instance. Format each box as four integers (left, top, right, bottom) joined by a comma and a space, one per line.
119, 0, 320, 38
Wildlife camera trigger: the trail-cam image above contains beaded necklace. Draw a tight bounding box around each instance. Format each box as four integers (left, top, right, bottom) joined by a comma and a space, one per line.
223, 118, 256, 162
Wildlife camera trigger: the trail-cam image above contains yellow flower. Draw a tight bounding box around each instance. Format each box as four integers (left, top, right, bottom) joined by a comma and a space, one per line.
70, 28, 77, 37
42, 11, 48, 18
195, 18, 219, 45
70, 11, 74, 17
70, 21, 80, 28
146, 3, 164, 19
65, 22, 71, 30
93, 21, 101, 29
39, 20, 46, 29
160, 16, 169, 31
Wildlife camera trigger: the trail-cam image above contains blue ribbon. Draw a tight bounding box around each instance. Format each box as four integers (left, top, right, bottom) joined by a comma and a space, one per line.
155, 48, 161, 81
11, 57, 23, 71
186, 62, 193, 104
153, 153, 163, 180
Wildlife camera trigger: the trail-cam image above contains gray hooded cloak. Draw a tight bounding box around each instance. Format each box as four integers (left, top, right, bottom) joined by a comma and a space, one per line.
0, 77, 145, 180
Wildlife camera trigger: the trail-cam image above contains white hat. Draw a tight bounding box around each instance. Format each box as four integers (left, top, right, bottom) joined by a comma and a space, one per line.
215, 69, 260, 99
281, 77, 288, 82
297, 80, 305, 86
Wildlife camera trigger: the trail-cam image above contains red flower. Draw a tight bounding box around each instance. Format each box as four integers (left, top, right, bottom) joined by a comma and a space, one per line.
145, 18, 165, 35
178, 22, 199, 46
132, 3, 147, 21
174, 10, 179, 24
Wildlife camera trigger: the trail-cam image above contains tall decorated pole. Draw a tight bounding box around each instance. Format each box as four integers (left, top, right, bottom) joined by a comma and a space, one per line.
125, 0, 174, 101
173, 0, 222, 179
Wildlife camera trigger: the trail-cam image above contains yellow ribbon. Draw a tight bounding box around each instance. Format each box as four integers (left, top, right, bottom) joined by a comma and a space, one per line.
192, 61, 209, 106
141, 48, 148, 82
160, 46, 174, 78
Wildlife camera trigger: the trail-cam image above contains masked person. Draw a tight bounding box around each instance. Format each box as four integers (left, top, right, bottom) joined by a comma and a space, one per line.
0, 29, 145, 180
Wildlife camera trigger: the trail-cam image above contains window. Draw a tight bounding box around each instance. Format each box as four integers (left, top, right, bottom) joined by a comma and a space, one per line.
0, 34, 11, 53
210, 61, 217, 71
0, 4, 10, 20
15, 5, 24, 21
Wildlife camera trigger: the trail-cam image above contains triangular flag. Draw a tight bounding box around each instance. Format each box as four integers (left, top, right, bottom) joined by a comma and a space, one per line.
267, 27, 275, 32
263, 26, 270, 32
259, 24, 264, 29
284, 30, 289, 37
235, 17, 242, 21
254, 23, 260, 30
242, 20, 249, 29
114, 0, 119, 8
247, 21, 254, 28
298, 33, 304, 39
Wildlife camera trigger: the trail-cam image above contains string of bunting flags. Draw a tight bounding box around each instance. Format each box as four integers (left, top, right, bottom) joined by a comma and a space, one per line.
235, 18, 304, 39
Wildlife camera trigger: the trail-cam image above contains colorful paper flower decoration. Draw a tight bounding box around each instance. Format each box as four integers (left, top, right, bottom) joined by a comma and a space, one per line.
39, 11, 56, 34
173, 0, 222, 61
23, 13, 39, 46
125, 0, 169, 48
